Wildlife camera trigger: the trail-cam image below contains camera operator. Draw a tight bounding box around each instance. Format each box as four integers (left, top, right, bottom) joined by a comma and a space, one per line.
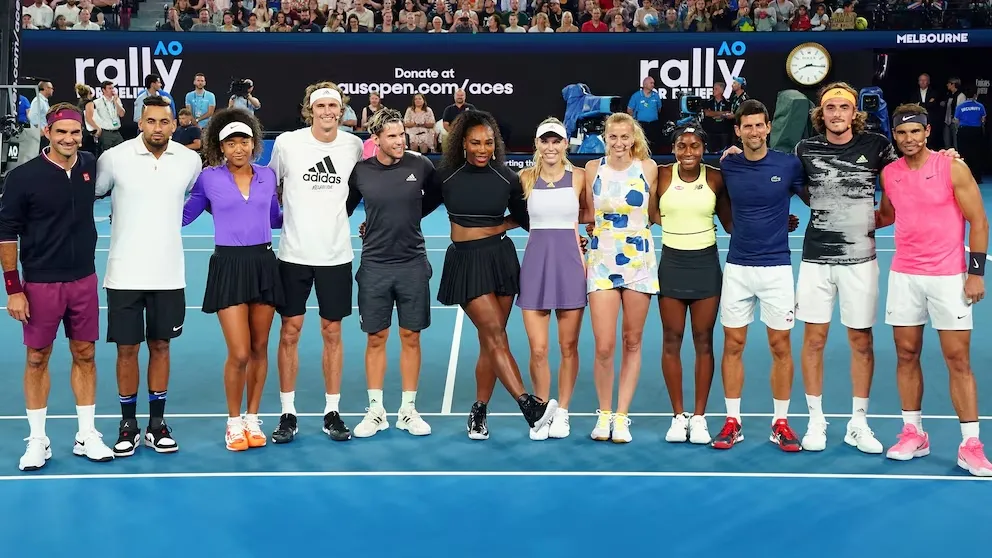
228, 79, 261, 115
703, 81, 734, 153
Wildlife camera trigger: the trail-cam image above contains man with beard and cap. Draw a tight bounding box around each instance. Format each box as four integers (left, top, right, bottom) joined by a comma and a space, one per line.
94, 95, 204, 458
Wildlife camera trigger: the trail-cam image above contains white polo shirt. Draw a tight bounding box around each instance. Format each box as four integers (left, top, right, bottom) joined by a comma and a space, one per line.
95, 138, 202, 290
268, 127, 363, 267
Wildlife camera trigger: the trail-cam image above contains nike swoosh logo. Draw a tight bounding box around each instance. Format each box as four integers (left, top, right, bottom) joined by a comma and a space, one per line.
173, 325, 183, 332
902, 115, 916, 122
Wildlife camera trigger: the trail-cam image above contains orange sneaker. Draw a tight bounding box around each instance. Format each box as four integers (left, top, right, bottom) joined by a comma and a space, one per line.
226, 419, 249, 452
243, 415, 267, 448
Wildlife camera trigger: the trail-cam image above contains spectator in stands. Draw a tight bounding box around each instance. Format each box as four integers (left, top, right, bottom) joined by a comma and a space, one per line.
791, 4, 812, 29
557, 10, 578, 30
684, 0, 711, 30
547, 1, 563, 28
349, 0, 375, 27
530, 11, 553, 30
324, 13, 345, 29
709, 0, 732, 30
429, 14, 447, 31
25, 0, 54, 28
734, 3, 755, 30
75, 7, 102, 28
482, 12, 502, 30
252, 0, 271, 27
774, 0, 795, 29
810, 3, 829, 29
360, 92, 387, 131
754, 0, 775, 31
502, 0, 529, 27
243, 12, 265, 30
293, 8, 322, 29
307, 0, 327, 25
503, 10, 525, 30
376, 9, 396, 29
277, 2, 298, 24
160, 7, 184, 30
345, 12, 368, 30
657, 7, 680, 30
428, 0, 453, 26
218, 11, 241, 30
172, 108, 203, 151
22, 14, 38, 29
609, 11, 626, 30
231, 0, 252, 24
451, 11, 476, 31
478, 0, 500, 24
404, 94, 437, 153
580, 5, 606, 29
398, 10, 424, 29
634, 0, 659, 30
191, 8, 217, 29
56, 0, 81, 26
399, 0, 426, 27
52, 14, 69, 29
273, 11, 293, 30
174, 0, 198, 19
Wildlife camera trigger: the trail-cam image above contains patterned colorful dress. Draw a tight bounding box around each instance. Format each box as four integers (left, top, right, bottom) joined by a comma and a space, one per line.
586, 158, 659, 294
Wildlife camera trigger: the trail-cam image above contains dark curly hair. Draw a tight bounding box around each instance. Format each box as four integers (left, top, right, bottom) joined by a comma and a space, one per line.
202, 107, 264, 167
440, 109, 506, 171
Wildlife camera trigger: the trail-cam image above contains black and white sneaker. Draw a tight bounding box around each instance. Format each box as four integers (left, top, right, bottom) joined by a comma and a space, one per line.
113, 418, 141, 457
517, 394, 558, 431
144, 419, 178, 453
467, 400, 489, 440
272, 413, 299, 444
323, 411, 351, 441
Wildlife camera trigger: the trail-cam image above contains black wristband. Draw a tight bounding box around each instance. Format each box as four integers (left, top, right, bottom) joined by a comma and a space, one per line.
968, 252, 986, 276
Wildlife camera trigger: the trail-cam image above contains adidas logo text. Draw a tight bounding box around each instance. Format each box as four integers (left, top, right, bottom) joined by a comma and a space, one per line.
305, 155, 342, 187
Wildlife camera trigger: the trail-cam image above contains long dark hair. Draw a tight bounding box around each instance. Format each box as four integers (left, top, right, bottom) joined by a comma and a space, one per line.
439, 109, 507, 171
202, 107, 264, 167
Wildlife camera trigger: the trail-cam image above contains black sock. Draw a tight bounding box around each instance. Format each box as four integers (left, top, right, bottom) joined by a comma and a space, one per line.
119, 394, 137, 420
149, 390, 167, 421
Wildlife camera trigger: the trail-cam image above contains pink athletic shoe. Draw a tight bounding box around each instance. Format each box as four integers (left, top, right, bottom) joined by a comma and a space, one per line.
957, 438, 992, 477
886, 424, 930, 461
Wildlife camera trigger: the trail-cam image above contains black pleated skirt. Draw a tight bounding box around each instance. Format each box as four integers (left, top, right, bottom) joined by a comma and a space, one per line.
202, 244, 284, 314
437, 234, 520, 306
658, 244, 723, 300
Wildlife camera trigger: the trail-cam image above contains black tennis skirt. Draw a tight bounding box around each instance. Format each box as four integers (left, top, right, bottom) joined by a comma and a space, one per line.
202, 243, 284, 314
437, 234, 520, 307
658, 244, 722, 301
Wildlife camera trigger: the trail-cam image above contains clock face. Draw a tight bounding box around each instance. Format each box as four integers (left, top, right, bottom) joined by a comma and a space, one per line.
789, 46, 830, 86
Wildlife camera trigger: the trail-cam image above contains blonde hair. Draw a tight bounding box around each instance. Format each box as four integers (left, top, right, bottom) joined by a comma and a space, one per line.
74, 83, 92, 99
520, 117, 573, 199
604, 112, 651, 161
810, 81, 868, 135
300, 81, 344, 125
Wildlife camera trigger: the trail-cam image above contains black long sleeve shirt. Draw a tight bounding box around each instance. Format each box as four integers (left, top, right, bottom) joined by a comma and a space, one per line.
432, 161, 530, 232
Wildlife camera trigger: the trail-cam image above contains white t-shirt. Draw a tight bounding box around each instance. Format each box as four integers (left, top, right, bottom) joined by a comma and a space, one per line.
95, 138, 202, 290
268, 127, 363, 267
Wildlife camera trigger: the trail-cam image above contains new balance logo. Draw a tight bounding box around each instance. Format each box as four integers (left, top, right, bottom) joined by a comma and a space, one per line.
304, 155, 342, 187
406, 173, 417, 182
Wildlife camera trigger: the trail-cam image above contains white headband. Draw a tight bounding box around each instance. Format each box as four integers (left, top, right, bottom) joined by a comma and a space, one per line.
219, 121, 253, 140
310, 87, 342, 107
536, 122, 567, 139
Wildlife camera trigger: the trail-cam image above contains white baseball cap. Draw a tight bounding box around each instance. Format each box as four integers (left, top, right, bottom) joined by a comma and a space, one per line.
219, 121, 253, 140
536, 122, 567, 139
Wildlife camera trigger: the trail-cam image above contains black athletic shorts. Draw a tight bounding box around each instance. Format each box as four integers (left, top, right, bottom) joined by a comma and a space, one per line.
357, 259, 432, 334
277, 260, 353, 322
106, 289, 186, 345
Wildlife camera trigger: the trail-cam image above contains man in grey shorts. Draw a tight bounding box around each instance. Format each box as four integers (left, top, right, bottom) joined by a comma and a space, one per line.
345, 108, 438, 438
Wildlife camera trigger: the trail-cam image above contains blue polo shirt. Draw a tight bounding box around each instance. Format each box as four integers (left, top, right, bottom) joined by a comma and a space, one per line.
627, 89, 662, 123
720, 149, 804, 266
955, 100, 986, 128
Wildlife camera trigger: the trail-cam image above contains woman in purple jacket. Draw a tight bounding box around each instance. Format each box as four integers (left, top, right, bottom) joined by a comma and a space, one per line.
183, 108, 283, 452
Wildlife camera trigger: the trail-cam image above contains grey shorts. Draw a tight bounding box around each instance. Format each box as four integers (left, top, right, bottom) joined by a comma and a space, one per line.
356, 259, 433, 334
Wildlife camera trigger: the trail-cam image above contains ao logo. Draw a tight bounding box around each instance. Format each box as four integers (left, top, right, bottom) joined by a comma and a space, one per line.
717, 41, 747, 57
154, 41, 184, 56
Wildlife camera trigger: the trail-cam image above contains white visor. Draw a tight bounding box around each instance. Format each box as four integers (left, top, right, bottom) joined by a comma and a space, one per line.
219, 121, 253, 141
536, 122, 567, 139
310, 87, 342, 107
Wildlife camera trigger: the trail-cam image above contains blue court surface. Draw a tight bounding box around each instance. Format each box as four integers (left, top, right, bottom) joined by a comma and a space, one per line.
2, 188, 991, 557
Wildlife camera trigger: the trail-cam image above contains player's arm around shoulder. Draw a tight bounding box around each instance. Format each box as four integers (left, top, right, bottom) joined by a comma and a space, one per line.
649, 164, 671, 227
583, 158, 602, 236
571, 163, 594, 225
708, 165, 733, 234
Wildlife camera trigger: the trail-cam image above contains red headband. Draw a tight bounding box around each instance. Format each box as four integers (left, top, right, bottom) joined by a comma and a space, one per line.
46, 108, 84, 127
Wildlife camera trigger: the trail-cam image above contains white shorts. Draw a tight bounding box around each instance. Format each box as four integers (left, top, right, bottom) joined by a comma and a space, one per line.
884, 271, 973, 331
795, 260, 879, 329
720, 263, 796, 330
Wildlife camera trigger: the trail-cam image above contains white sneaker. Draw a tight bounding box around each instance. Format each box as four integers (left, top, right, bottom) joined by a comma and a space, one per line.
612, 413, 632, 443
591, 409, 613, 441
529, 419, 550, 440
688, 415, 712, 444
396, 406, 431, 436
354, 407, 389, 438
72, 430, 114, 462
844, 421, 884, 454
802, 420, 828, 451
665, 413, 690, 443
19, 436, 52, 471
548, 408, 570, 439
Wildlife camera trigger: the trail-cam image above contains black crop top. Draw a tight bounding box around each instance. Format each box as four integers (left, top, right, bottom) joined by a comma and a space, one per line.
423, 162, 530, 232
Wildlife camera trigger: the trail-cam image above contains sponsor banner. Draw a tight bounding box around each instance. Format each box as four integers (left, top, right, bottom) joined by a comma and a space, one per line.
19, 31, 938, 148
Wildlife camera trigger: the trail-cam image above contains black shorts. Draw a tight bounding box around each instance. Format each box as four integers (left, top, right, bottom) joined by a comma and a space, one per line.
277, 260, 353, 322
357, 259, 432, 334
106, 289, 186, 345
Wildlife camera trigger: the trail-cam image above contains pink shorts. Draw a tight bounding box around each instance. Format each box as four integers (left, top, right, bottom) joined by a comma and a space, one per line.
22, 273, 100, 349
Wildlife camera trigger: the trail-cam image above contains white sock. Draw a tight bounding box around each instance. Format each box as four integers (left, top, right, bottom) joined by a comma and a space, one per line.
805, 394, 825, 424
245, 413, 259, 425
902, 410, 923, 432
851, 397, 869, 426
27, 408, 47, 439
279, 392, 297, 416
227, 416, 242, 427
401, 391, 417, 409
76, 405, 96, 434
961, 421, 980, 444
773, 399, 790, 423
368, 389, 384, 410
725, 398, 741, 421
324, 393, 340, 415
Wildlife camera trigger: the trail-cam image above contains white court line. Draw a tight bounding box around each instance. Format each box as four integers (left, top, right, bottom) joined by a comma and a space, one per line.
0, 470, 988, 483
0, 305, 458, 311
440, 307, 466, 415
102, 234, 899, 240
157, 248, 898, 254
0, 412, 986, 421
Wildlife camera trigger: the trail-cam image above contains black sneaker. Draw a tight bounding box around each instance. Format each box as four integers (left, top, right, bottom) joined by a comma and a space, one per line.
272, 413, 299, 444
517, 394, 558, 430
323, 411, 351, 441
113, 418, 140, 457
467, 400, 489, 440
144, 419, 179, 453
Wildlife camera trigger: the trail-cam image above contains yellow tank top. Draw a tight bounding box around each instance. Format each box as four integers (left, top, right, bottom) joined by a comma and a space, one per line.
659, 165, 717, 250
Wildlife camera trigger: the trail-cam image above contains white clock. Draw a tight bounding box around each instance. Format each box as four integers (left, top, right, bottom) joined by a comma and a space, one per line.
786, 42, 832, 87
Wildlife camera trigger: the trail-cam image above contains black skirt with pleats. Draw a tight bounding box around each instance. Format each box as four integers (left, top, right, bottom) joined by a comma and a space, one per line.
437, 234, 520, 307
202, 243, 284, 314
